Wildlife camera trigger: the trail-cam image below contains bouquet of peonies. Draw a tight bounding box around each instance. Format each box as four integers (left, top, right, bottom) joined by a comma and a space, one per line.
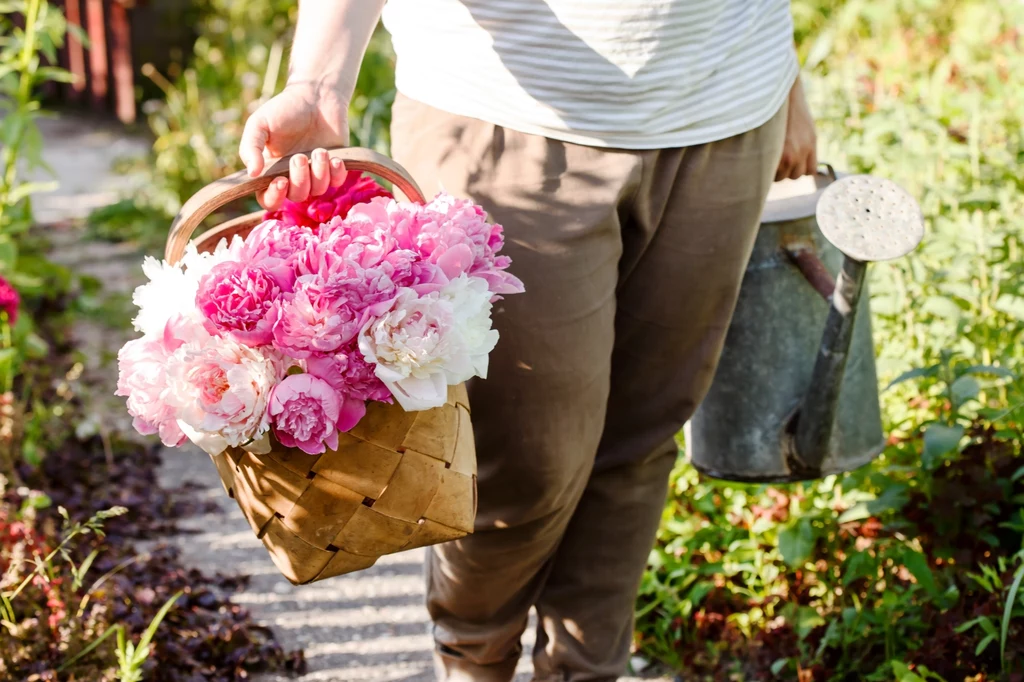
116, 176, 523, 457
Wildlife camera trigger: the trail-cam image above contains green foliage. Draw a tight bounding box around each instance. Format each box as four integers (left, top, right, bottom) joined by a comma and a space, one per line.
111, 591, 184, 682
90, 0, 396, 247
636, 1, 1024, 679
0, 0, 73, 237
1, 494, 122, 677
140, 0, 299, 207
0, 1, 88, 479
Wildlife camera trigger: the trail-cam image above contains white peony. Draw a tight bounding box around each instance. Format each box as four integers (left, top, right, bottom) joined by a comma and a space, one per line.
358, 275, 499, 411
131, 237, 239, 336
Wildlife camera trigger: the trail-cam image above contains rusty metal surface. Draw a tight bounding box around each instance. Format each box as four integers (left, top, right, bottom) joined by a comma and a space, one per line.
785, 247, 836, 301
816, 175, 924, 261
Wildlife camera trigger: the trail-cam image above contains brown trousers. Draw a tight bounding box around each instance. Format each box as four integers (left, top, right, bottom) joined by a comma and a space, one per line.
390, 95, 787, 682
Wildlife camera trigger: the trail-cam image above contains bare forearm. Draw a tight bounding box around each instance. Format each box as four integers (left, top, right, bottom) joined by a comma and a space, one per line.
287, 0, 386, 102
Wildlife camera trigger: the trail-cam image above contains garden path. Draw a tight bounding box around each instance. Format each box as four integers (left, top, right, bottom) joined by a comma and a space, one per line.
35, 113, 670, 682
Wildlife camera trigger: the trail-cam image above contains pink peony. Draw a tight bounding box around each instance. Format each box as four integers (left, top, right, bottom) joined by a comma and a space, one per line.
196, 261, 293, 346
306, 346, 392, 403
420, 194, 525, 296
269, 373, 356, 455
114, 314, 211, 447
0, 275, 19, 324
116, 335, 184, 447
271, 276, 362, 358
264, 172, 392, 229
233, 219, 319, 265
165, 335, 283, 455
347, 194, 524, 297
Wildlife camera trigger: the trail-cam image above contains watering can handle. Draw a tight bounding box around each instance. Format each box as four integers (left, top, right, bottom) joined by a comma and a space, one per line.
164, 147, 426, 264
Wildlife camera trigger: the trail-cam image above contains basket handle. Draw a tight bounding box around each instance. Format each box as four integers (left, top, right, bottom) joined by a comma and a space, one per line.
164, 147, 426, 264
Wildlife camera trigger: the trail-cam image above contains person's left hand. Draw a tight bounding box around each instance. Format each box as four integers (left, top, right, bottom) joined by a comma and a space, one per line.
776, 76, 817, 181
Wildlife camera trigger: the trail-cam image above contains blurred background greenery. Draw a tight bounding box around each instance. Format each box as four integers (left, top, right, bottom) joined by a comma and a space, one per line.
3, 0, 1023, 680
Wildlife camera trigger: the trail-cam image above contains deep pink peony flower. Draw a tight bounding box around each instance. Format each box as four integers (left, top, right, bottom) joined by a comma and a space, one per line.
0, 275, 19, 324
271, 276, 362, 358
264, 172, 392, 229
268, 373, 349, 455
306, 345, 392, 404
196, 261, 293, 345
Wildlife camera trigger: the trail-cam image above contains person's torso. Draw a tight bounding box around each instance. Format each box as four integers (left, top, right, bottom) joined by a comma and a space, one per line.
382, 0, 798, 149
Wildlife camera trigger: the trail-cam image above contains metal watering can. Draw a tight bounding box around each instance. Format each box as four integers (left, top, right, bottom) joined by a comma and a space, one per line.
688, 167, 925, 483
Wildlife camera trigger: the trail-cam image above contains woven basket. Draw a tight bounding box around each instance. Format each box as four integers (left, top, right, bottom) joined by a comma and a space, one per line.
164, 148, 477, 585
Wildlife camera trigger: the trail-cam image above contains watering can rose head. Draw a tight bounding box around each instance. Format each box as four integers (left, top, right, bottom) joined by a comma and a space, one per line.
116, 184, 523, 456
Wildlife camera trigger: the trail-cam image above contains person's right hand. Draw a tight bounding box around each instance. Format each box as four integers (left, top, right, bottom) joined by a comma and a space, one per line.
238, 82, 351, 211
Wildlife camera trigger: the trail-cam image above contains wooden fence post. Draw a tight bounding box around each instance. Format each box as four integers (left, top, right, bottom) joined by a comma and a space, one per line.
63, 0, 87, 101
84, 0, 108, 111
109, 0, 135, 123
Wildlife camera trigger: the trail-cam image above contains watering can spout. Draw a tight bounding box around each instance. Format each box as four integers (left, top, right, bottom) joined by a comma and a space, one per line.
784, 174, 924, 475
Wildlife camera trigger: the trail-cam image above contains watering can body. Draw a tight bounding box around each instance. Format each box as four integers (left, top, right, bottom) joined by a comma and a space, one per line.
687, 170, 922, 483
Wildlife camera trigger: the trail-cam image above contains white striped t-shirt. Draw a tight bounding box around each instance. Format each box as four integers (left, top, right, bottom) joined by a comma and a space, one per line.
381, 0, 799, 150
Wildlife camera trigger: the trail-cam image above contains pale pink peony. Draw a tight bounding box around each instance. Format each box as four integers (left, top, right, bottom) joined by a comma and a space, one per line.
264, 172, 392, 229
165, 335, 284, 455
271, 276, 362, 358
116, 314, 212, 447
196, 261, 293, 345
268, 373, 354, 455
116, 334, 185, 447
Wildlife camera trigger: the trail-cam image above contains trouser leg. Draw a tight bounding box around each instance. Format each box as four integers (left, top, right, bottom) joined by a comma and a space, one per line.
531, 105, 788, 682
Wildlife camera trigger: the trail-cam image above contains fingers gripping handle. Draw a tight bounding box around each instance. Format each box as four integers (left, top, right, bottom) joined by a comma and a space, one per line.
164, 147, 427, 264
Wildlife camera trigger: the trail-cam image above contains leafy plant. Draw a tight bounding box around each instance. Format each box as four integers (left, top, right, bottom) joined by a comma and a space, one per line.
112, 591, 183, 682
0, 0, 76, 247
637, 2, 1024, 678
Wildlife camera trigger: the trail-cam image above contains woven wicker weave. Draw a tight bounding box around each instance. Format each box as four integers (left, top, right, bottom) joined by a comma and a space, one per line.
164, 148, 477, 585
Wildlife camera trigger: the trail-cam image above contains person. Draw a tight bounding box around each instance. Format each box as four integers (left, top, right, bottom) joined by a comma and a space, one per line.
238, 1, 817, 680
